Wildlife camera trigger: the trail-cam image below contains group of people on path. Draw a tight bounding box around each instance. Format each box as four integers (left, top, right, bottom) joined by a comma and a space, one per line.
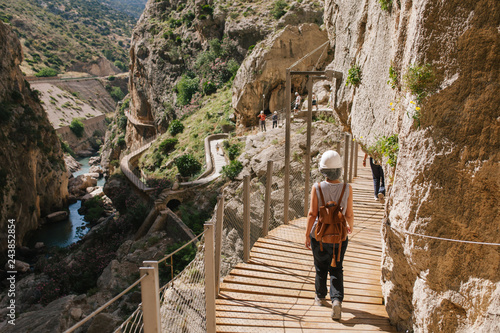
257, 91, 321, 132
257, 110, 279, 132
304, 149, 385, 321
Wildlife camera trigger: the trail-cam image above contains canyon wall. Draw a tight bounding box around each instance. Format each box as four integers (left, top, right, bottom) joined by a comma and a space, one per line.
0, 22, 68, 258
324, 0, 499, 331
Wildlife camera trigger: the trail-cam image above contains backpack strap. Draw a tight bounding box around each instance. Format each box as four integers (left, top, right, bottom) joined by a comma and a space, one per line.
316, 182, 327, 207
338, 183, 347, 208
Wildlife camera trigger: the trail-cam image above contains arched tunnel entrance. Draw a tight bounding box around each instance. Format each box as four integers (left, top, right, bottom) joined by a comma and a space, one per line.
167, 199, 181, 211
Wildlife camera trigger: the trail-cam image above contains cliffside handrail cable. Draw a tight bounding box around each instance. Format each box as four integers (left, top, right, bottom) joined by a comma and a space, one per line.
385, 222, 500, 246
157, 229, 208, 265
289, 41, 330, 70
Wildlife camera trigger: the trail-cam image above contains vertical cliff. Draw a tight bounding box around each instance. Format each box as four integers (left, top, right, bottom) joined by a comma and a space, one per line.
0, 22, 68, 258
324, 0, 499, 331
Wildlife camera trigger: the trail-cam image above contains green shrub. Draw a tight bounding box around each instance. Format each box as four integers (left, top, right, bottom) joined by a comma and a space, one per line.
201, 4, 214, 15
168, 119, 184, 136
60, 138, 75, 156
35, 67, 58, 77
271, 0, 288, 19
69, 118, 85, 138
202, 81, 217, 95
379, 0, 392, 11
82, 196, 104, 223
227, 143, 241, 161
387, 65, 398, 89
175, 154, 202, 177
110, 86, 125, 101
107, 75, 115, 81
404, 63, 435, 102
159, 138, 178, 154
117, 114, 127, 130
346, 64, 362, 87
117, 135, 126, 147
175, 74, 199, 105
368, 134, 399, 167
221, 160, 243, 180
114, 60, 127, 71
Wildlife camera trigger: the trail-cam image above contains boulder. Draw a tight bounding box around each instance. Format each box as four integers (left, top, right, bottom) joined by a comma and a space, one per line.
89, 165, 103, 175
45, 211, 69, 223
64, 155, 82, 173
88, 155, 101, 166
68, 174, 98, 198
4, 259, 30, 273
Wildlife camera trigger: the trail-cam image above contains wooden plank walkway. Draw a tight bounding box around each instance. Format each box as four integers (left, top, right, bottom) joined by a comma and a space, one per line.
216, 152, 396, 332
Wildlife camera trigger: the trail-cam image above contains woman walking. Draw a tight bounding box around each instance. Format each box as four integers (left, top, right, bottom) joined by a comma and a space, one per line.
305, 150, 354, 320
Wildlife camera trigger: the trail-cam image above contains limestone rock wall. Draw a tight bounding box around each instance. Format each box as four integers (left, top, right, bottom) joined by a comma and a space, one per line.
231, 23, 332, 126
324, 0, 499, 331
0, 22, 68, 259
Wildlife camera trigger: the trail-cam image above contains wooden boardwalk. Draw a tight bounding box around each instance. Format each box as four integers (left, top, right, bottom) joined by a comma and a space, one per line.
215, 156, 396, 332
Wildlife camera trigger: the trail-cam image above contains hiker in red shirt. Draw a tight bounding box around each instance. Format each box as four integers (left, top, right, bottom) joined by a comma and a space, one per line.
257, 110, 266, 132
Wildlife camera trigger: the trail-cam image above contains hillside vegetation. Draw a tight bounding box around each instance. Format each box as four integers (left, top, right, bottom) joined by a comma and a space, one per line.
0, 0, 136, 76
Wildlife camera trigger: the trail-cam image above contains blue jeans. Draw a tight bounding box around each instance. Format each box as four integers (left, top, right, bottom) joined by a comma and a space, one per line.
370, 157, 385, 196
310, 236, 349, 301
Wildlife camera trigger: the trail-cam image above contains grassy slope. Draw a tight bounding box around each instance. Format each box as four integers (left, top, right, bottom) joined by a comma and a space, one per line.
139, 87, 234, 181
0, 0, 134, 75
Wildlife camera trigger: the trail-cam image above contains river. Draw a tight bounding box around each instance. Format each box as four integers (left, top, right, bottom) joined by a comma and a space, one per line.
28, 156, 105, 248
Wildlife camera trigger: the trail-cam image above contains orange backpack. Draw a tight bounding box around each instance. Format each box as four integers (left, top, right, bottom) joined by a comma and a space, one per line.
314, 182, 348, 267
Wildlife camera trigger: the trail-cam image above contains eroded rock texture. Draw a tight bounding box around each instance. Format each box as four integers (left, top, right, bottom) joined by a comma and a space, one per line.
0, 22, 68, 259
232, 23, 332, 126
324, 0, 499, 331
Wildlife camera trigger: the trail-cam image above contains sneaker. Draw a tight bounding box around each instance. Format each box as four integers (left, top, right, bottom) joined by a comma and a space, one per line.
378, 192, 385, 203
315, 295, 328, 307
374, 196, 379, 201
331, 299, 342, 320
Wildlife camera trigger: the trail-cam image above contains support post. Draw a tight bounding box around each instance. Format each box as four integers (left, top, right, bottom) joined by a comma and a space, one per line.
215, 195, 224, 295
284, 69, 291, 225
304, 76, 313, 217
349, 134, 354, 183
140, 265, 161, 333
336, 141, 341, 153
263, 160, 273, 237
243, 175, 251, 262
343, 133, 349, 183
204, 223, 216, 333
354, 143, 359, 177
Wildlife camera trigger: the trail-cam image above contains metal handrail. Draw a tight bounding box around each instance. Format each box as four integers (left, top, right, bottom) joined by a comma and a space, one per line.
157, 229, 207, 264
64, 274, 148, 333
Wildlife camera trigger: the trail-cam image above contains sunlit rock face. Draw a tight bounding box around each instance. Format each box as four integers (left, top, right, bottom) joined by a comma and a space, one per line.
0, 22, 68, 258
232, 23, 331, 126
324, 0, 499, 332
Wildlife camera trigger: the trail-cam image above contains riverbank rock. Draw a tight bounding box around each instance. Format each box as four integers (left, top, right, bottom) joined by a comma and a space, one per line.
45, 211, 69, 224
68, 174, 98, 198
89, 165, 103, 176
88, 155, 101, 166
64, 154, 82, 173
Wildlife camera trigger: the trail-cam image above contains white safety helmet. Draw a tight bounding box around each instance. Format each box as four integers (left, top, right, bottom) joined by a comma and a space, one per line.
319, 150, 342, 170
260, 110, 264, 114
274, 111, 277, 114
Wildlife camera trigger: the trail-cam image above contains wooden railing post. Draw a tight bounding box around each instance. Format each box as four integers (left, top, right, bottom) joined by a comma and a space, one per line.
284, 68, 291, 225
354, 143, 359, 178
243, 175, 251, 262
262, 160, 273, 237
343, 133, 349, 183
304, 76, 312, 217
204, 222, 216, 333
349, 134, 354, 183
215, 196, 224, 295
140, 265, 161, 333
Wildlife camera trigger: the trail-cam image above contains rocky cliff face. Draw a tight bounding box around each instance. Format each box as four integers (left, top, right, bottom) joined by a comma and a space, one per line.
232, 23, 332, 126
0, 22, 68, 258
324, 0, 499, 331
125, 0, 324, 149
